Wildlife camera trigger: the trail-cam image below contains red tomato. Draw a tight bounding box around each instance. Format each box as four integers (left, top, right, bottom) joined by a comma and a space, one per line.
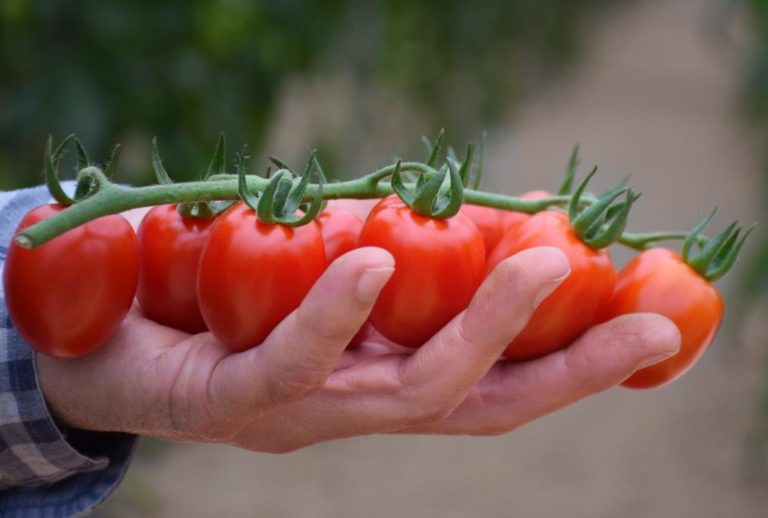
464, 190, 552, 257
598, 248, 723, 389
460, 204, 510, 257
197, 202, 326, 352
487, 211, 616, 360
317, 205, 363, 263
496, 190, 553, 244
137, 204, 215, 333
357, 196, 485, 347
3, 205, 138, 358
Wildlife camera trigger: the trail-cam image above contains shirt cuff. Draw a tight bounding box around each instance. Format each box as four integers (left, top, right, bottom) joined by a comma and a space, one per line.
0, 323, 137, 516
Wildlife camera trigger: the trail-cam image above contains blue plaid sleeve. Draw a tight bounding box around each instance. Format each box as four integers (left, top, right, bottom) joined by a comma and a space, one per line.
0, 185, 137, 517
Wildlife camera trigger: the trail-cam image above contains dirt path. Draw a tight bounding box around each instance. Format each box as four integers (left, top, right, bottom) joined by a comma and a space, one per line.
99, 0, 767, 516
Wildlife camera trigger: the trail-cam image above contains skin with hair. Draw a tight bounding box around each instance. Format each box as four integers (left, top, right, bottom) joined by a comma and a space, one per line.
36, 204, 681, 453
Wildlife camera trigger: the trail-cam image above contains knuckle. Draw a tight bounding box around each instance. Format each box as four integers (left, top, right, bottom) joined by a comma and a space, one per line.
294, 309, 352, 347
608, 314, 681, 352
562, 348, 608, 394
454, 319, 476, 350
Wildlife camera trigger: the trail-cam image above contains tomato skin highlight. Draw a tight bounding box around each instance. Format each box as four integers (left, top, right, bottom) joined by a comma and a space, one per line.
487, 211, 617, 360
137, 204, 215, 333
357, 196, 486, 348
3, 204, 139, 358
197, 202, 327, 352
598, 248, 723, 389
317, 206, 363, 263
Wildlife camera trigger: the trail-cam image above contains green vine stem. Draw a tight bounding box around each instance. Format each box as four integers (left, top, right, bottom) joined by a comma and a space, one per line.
16, 161, 710, 253
17, 163, 576, 248
617, 231, 691, 251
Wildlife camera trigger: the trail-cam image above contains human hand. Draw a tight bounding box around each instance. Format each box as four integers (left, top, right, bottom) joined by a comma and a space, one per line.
36, 245, 680, 452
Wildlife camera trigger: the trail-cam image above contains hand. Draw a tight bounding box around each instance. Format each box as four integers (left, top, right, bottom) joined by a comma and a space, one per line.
36, 245, 680, 453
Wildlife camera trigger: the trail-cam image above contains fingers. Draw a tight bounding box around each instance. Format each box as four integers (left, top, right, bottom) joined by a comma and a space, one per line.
298, 247, 571, 436
207, 247, 394, 414
233, 314, 679, 452
401, 313, 681, 435
395, 247, 570, 412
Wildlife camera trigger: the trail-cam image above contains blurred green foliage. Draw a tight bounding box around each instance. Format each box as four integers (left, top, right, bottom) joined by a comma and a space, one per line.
0, 0, 611, 188
745, 0, 768, 121
742, 0, 768, 301
741, 0, 768, 475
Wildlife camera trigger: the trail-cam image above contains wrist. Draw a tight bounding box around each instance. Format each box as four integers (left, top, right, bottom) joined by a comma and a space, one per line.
36, 353, 101, 432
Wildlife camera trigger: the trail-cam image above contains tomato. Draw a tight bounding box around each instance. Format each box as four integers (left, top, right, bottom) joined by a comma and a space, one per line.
498, 190, 553, 239
487, 211, 616, 360
461, 204, 511, 257
463, 190, 552, 257
197, 202, 326, 352
598, 248, 723, 389
357, 195, 485, 347
317, 205, 363, 263
137, 204, 215, 333
3, 205, 138, 358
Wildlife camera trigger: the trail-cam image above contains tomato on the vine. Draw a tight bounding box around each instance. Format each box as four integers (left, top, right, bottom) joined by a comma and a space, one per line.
597, 248, 723, 389
463, 191, 552, 257
197, 202, 327, 352
487, 210, 617, 360
357, 195, 485, 347
3, 204, 139, 358
137, 204, 216, 333
461, 204, 511, 256
317, 205, 363, 263
497, 190, 553, 239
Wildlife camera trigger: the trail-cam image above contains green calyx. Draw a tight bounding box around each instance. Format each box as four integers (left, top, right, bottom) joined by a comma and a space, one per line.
44, 135, 124, 207
422, 128, 446, 169
558, 144, 580, 195
44, 134, 76, 206
392, 137, 469, 219
568, 166, 640, 249
445, 134, 485, 190
682, 209, 756, 281
152, 133, 232, 219
270, 150, 330, 214
239, 151, 323, 227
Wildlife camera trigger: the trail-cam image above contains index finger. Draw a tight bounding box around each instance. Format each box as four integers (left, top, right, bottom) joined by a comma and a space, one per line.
397, 247, 570, 400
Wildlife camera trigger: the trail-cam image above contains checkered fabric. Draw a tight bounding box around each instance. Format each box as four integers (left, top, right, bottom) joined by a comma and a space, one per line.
0, 317, 109, 488
0, 185, 136, 517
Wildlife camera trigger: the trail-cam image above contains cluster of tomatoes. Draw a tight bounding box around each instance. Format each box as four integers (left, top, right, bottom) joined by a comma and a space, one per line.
4, 183, 725, 390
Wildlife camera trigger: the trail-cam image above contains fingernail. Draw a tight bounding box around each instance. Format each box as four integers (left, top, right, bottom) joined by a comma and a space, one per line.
637, 350, 678, 369
533, 270, 570, 308
356, 267, 395, 303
